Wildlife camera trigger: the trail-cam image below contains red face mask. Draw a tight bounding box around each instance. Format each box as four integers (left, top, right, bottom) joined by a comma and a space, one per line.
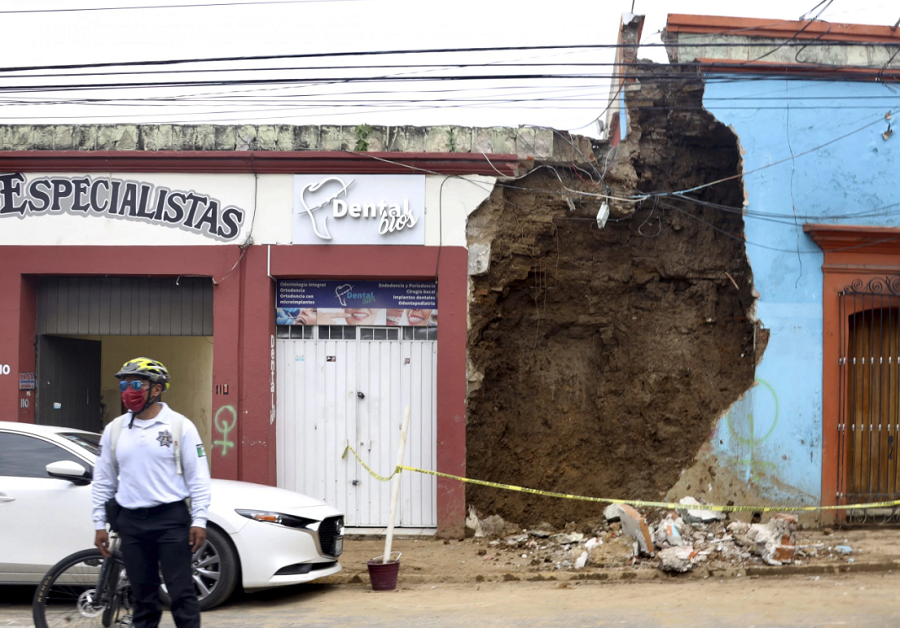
121, 387, 148, 413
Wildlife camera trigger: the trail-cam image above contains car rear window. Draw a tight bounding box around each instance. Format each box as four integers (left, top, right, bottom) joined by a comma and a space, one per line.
59, 432, 101, 456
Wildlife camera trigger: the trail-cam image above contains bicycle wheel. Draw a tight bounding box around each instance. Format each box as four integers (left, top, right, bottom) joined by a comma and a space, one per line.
33, 548, 131, 628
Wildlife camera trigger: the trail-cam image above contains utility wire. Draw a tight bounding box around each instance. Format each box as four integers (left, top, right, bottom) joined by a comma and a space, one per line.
0, 41, 894, 75
634, 109, 895, 200
0, 0, 369, 13
0, 72, 898, 98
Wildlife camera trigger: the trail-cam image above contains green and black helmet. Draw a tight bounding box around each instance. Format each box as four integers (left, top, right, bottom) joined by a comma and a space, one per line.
115, 357, 170, 391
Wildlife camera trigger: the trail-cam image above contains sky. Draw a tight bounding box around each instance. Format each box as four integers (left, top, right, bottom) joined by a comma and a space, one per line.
0, 0, 896, 136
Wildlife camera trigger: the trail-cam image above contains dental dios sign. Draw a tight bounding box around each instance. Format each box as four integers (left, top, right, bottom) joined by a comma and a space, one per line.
292, 174, 425, 245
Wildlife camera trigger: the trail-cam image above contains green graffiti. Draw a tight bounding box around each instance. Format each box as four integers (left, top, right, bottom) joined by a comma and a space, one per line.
213, 405, 236, 456
726, 378, 779, 445
725, 378, 779, 482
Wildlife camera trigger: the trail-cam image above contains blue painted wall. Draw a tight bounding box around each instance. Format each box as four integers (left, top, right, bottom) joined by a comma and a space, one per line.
701, 77, 900, 504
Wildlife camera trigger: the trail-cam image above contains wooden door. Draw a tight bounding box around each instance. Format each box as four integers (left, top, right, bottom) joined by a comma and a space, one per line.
845, 306, 900, 501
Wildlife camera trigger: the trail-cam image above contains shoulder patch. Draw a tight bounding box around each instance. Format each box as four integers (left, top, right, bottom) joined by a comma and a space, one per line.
197, 444, 206, 458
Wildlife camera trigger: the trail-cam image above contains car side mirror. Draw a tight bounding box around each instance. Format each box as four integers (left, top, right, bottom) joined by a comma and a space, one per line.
46, 460, 92, 486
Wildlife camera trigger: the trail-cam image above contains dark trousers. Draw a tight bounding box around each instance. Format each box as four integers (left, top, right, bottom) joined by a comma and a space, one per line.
118, 501, 200, 628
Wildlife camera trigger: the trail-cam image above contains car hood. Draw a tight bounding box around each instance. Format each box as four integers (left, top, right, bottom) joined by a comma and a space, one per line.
210, 479, 331, 511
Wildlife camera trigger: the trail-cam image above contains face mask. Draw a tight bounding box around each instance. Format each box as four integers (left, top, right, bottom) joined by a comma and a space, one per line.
121, 387, 147, 413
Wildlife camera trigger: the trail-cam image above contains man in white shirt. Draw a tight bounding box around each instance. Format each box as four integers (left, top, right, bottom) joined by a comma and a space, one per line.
92, 357, 211, 628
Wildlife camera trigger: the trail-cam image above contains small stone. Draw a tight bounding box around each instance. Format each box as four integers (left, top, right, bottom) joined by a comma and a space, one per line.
505, 534, 529, 547
550, 532, 584, 545
574, 551, 588, 569
654, 514, 684, 548
658, 546, 699, 573
528, 529, 551, 538
677, 497, 726, 523
727, 521, 750, 535
604, 503, 623, 522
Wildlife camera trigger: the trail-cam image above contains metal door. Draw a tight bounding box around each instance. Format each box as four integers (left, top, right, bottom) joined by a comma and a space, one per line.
397, 334, 438, 527
276, 326, 437, 527
36, 336, 102, 432
276, 326, 357, 522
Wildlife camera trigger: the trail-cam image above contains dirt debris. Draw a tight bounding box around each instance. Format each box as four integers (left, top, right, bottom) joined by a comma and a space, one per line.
460, 504, 856, 576
465, 62, 760, 528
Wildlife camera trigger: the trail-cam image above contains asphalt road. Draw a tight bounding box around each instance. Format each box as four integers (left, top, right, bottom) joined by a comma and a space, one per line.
5, 572, 899, 627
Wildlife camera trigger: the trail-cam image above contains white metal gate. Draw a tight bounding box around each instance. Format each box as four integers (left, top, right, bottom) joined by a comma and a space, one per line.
276, 326, 437, 528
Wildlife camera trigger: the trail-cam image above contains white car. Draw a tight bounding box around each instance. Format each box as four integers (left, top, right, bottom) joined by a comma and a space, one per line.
0, 421, 343, 609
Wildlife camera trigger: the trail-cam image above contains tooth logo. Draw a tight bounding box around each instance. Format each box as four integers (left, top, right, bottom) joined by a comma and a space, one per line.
335, 284, 352, 306
299, 177, 354, 240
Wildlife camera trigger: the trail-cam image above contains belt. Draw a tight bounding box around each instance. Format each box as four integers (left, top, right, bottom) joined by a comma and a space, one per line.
121, 500, 187, 519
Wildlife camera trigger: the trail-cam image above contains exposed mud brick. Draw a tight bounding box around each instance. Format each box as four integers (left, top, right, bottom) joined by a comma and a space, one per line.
466, 63, 756, 527
772, 544, 796, 563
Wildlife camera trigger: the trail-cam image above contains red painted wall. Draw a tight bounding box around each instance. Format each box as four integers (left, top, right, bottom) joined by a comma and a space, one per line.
0, 243, 467, 535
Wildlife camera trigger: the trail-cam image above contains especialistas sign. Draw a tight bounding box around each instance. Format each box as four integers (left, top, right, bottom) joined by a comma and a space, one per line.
292, 174, 425, 245
0, 173, 246, 242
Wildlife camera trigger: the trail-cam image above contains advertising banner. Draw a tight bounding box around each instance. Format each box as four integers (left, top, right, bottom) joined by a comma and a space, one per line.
276, 279, 437, 327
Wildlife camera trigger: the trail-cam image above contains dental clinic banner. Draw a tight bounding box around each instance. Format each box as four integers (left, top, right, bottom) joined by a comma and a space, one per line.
292, 174, 425, 245
276, 279, 437, 327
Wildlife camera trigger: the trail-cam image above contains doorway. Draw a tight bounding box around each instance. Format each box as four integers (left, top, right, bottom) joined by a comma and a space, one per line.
276, 325, 438, 528
841, 303, 900, 505
36, 336, 101, 432
34, 277, 214, 452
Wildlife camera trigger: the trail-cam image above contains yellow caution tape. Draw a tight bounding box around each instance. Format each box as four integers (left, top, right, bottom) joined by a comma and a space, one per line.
343, 446, 900, 513
341, 445, 399, 482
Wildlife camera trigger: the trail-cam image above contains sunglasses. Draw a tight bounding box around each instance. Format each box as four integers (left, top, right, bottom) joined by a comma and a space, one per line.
119, 380, 147, 392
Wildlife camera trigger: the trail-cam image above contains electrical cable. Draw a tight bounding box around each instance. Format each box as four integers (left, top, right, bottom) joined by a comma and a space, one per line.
659, 200, 900, 255
635, 108, 896, 200
0, 41, 892, 76
0, 0, 369, 13
742, 0, 833, 64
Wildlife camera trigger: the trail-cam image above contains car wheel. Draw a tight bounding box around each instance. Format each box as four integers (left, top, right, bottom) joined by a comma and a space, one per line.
160, 526, 238, 611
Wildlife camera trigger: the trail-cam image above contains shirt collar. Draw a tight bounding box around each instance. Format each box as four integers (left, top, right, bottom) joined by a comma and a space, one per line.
130, 402, 171, 429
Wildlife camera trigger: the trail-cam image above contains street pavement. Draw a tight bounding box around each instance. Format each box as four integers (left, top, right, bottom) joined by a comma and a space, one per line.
4, 571, 900, 627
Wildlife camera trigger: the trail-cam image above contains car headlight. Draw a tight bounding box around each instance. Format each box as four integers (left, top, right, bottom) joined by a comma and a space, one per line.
235, 509, 318, 529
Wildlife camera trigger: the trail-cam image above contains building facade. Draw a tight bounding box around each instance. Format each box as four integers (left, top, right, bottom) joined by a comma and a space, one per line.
662, 15, 900, 518
0, 126, 596, 535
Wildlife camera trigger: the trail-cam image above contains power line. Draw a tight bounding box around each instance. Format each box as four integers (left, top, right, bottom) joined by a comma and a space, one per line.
0, 0, 369, 14
8, 59, 900, 83
0, 40, 895, 75
0, 71, 896, 98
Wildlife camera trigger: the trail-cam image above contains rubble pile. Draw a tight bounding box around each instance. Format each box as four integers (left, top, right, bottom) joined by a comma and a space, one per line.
465, 499, 856, 575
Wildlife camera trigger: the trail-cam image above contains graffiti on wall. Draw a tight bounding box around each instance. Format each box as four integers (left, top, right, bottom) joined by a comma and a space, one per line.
725, 378, 779, 482
213, 405, 237, 456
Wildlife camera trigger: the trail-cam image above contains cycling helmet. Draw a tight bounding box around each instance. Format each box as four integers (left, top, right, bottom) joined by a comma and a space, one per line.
115, 357, 170, 391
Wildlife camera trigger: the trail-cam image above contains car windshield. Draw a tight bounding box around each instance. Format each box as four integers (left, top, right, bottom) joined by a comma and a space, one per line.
58, 432, 101, 456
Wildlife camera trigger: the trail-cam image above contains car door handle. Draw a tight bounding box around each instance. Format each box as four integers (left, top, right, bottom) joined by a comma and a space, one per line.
0, 493, 15, 503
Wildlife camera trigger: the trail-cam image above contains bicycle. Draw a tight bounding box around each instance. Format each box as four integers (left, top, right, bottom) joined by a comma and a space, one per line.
32, 533, 133, 628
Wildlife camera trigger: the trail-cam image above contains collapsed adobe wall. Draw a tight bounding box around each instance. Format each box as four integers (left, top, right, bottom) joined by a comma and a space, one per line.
465, 65, 762, 527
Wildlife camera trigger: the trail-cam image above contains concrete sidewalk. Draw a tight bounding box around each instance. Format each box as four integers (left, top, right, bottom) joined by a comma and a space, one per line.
320, 527, 900, 587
